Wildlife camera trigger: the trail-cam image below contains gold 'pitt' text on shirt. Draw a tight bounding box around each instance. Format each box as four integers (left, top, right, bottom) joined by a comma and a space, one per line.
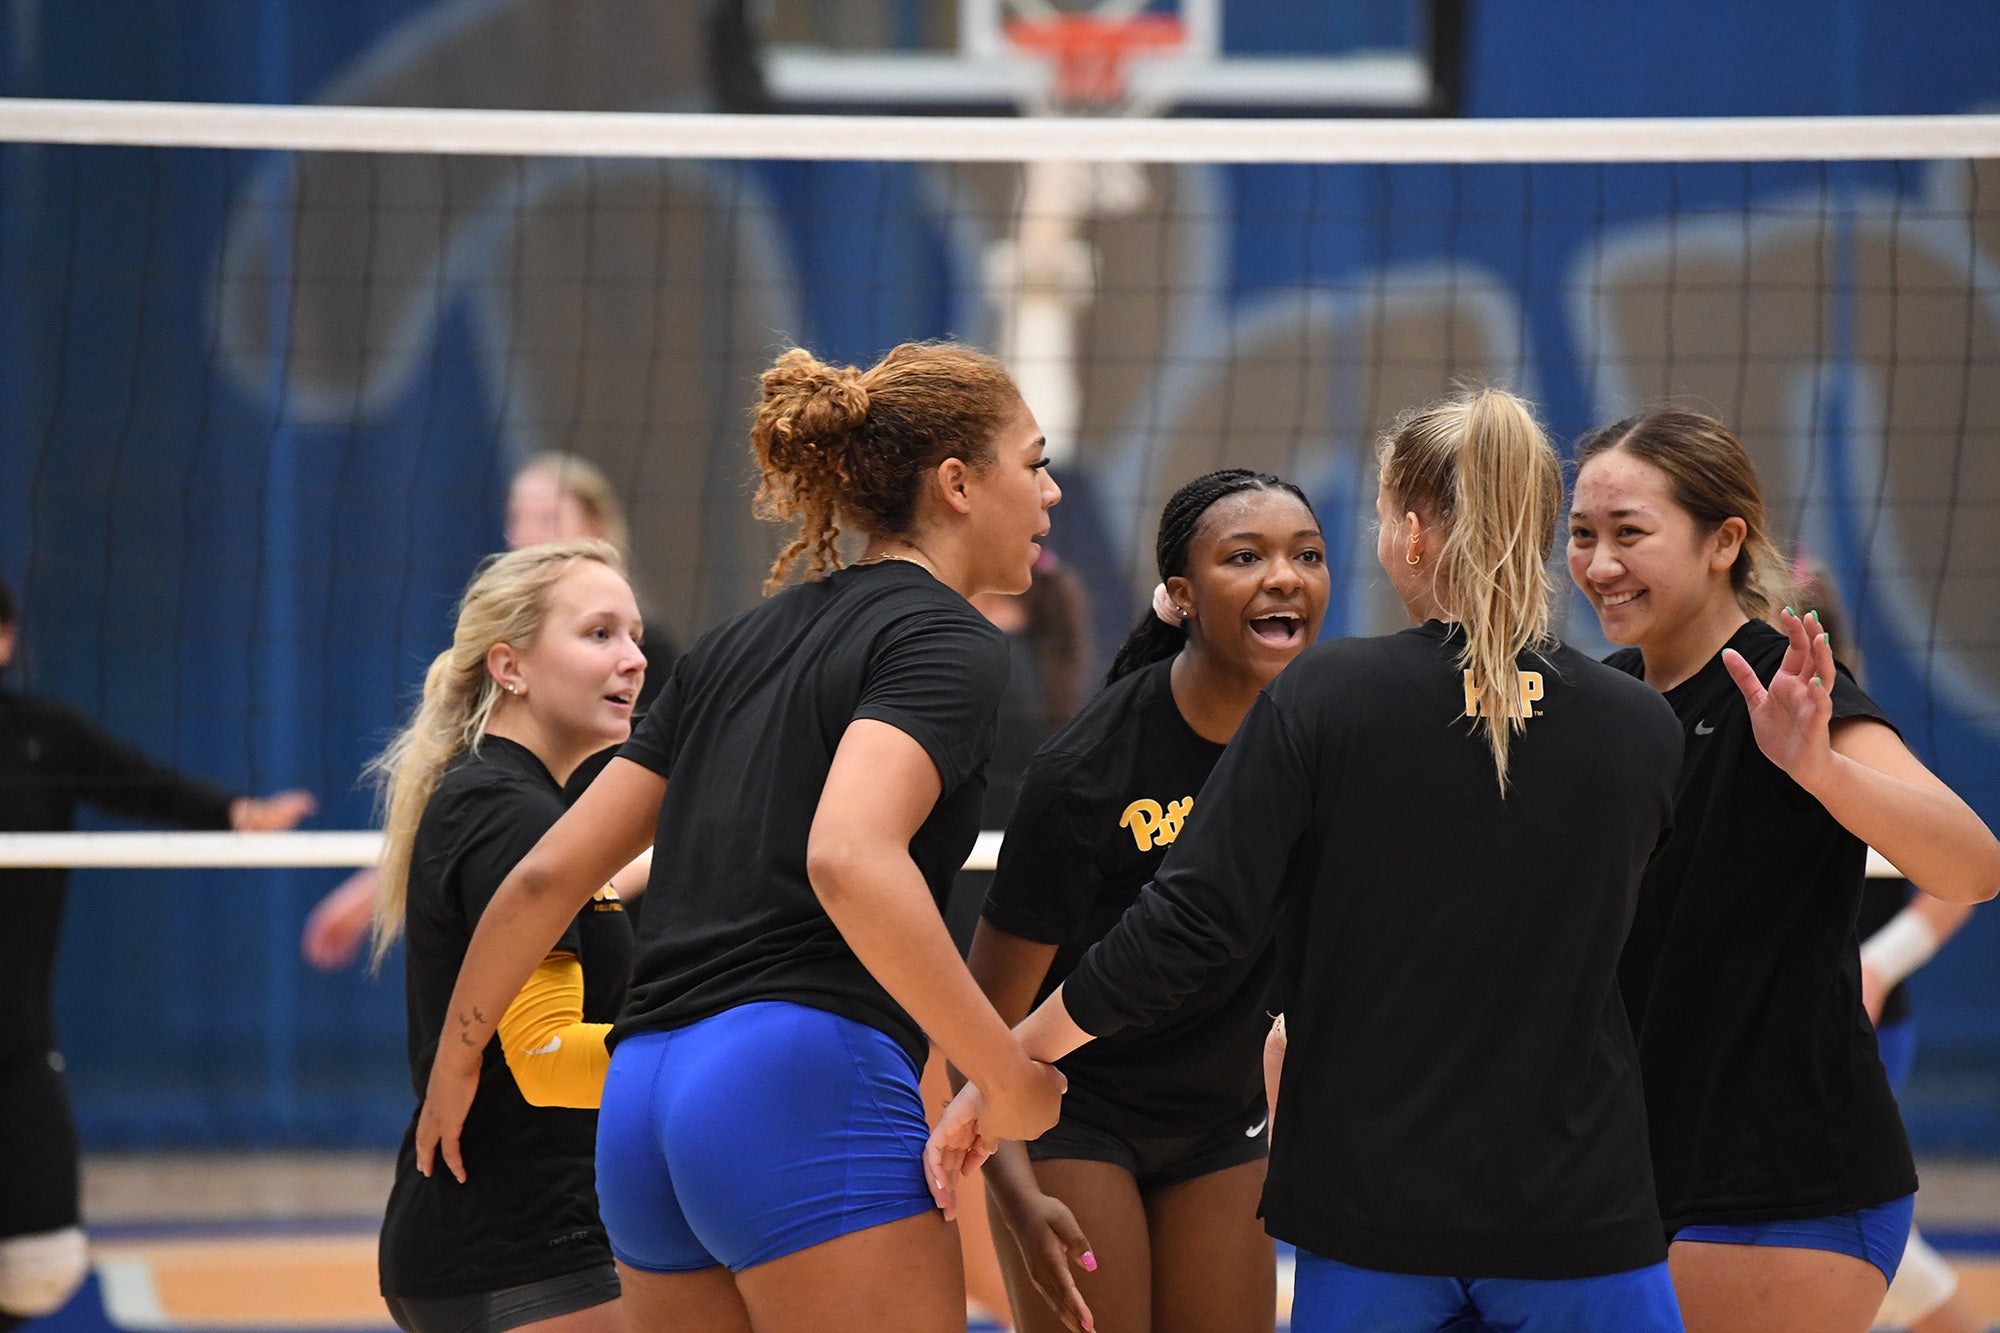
1121, 796, 1194, 852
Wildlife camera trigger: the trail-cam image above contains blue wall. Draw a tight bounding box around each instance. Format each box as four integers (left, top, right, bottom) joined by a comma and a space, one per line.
3, 0, 1998, 1150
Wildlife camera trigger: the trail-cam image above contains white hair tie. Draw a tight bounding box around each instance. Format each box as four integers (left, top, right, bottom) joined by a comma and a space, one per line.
1152, 582, 1185, 627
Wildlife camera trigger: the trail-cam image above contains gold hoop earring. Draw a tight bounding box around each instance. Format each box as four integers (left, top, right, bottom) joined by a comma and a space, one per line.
1405, 549, 1422, 567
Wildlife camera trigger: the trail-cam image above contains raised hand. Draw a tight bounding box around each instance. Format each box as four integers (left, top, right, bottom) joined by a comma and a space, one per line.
1722, 608, 1837, 787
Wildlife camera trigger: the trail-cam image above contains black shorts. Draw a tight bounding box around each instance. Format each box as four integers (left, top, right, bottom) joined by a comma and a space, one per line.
0, 1052, 80, 1239
1026, 1103, 1269, 1191
384, 1266, 619, 1333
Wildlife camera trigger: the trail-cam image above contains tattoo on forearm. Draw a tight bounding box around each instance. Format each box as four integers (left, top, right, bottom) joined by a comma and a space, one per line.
454, 1006, 489, 1048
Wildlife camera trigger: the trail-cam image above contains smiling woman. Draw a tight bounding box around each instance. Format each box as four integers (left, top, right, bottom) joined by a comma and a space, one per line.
964, 468, 1330, 1333
1568, 410, 2000, 1333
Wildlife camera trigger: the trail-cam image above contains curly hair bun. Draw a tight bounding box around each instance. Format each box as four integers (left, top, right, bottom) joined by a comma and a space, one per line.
749, 341, 1021, 593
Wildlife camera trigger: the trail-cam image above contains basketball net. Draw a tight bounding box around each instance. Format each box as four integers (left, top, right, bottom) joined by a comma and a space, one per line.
1003, 11, 1187, 114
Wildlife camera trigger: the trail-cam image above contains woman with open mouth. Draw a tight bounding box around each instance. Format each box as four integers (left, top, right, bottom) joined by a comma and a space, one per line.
965, 468, 1331, 1333
372, 540, 647, 1333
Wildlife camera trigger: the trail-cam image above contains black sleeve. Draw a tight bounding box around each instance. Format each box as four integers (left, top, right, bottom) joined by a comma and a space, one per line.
617, 655, 686, 779
981, 748, 1105, 945
1062, 690, 1317, 1039
853, 610, 1008, 794
452, 783, 582, 954
1827, 661, 1894, 731
46, 699, 235, 829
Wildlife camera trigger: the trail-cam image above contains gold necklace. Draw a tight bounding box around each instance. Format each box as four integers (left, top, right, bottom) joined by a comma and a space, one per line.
858, 546, 939, 578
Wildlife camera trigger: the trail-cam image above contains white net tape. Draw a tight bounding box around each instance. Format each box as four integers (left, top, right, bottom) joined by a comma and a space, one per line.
2, 99, 1999, 163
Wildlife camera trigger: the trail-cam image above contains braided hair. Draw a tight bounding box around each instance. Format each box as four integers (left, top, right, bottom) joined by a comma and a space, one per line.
1107, 468, 1319, 683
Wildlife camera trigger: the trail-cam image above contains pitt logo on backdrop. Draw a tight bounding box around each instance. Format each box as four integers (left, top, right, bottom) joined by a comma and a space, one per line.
1462, 670, 1545, 719
591, 885, 625, 913
1121, 796, 1194, 853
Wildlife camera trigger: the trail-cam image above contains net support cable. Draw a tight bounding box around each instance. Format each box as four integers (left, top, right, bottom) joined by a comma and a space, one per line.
1, 99, 1999, 164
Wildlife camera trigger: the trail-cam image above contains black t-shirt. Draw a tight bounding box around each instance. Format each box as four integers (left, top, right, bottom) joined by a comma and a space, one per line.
984, 658, 1272, 1138
614, 559, 1008, 1070
1609, 618, 1917, 1231
1858, 878, 1915, 1028
0, 688, 235, 1068
1062, 624, 1681, 1279
380, 736, 633, 1299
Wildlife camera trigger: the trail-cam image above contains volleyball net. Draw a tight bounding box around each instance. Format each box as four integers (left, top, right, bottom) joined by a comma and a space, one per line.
2, 100, 1997, 1145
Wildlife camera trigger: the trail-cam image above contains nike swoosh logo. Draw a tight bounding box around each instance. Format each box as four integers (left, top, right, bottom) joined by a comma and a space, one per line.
1694, 721, 1715, 736
1245, 1115, 1269, 1138
523, 1036, 563, 1056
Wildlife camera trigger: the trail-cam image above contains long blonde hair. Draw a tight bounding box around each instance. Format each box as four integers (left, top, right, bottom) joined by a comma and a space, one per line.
367, 539, 625, 969
1379, 387, 1563, 793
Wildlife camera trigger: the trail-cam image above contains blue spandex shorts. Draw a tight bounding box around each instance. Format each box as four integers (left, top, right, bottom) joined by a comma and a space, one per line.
594, 1000, 935, 1274
1672, 1192, 1916, 1286
1291, 1251, 1683, 1332
1876, 1018, 1917, 1093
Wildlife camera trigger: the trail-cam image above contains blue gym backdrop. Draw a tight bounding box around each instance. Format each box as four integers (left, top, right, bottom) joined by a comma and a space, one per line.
3, 0, 1999, 1151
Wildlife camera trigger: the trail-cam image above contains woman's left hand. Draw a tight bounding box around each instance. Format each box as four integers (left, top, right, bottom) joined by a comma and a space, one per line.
415, 1046, 482, 1184
1723, 608, 1836, 788
923, 1081, 997, 1220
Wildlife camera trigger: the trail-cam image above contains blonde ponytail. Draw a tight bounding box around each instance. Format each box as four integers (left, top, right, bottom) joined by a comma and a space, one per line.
366, 539, 625, 970
1379, 388, 1563, 793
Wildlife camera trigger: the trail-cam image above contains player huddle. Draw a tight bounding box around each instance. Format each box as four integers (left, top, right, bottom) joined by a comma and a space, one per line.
367, 341, 1999, 1333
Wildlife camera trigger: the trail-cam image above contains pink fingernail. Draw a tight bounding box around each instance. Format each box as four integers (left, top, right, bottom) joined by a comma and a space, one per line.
1080, 1251, 1098, 1272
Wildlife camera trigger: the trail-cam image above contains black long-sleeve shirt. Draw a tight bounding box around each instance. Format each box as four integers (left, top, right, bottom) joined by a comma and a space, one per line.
1062, 623, 1683, 1279
1, 687, 237, 1066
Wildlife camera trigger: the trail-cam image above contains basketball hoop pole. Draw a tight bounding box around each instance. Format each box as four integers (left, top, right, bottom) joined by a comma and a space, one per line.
988, 8, 1185, 468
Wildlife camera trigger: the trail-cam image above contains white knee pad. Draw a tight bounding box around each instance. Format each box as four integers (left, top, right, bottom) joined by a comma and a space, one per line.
0, 1227, 89, 1318
1875, 1226, 1958, 1329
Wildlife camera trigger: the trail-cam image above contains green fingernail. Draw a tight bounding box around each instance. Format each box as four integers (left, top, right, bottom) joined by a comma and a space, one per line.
1808, 610, 1820, 623
1812, 676, 1824, 688
1784, 605, 1796, 617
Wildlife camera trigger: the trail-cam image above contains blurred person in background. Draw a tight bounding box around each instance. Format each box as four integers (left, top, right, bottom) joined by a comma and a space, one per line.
303, 453, 676, 970
0, 574, 315, 1331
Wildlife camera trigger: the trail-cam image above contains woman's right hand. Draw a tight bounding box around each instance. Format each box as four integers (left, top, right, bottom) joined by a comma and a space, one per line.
923, 1058, 1065, 1215
992, 1186, 1098, 1333
984, 1055, 1068, 1142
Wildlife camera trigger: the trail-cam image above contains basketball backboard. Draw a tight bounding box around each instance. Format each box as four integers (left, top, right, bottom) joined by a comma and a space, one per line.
740, 0, 1464, 116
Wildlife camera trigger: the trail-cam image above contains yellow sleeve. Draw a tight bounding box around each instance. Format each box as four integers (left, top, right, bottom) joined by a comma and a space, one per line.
497, 951, 612, 1109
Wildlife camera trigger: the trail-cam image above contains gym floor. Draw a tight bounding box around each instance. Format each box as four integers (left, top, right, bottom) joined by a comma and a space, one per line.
30, 1154, 2000, 1332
